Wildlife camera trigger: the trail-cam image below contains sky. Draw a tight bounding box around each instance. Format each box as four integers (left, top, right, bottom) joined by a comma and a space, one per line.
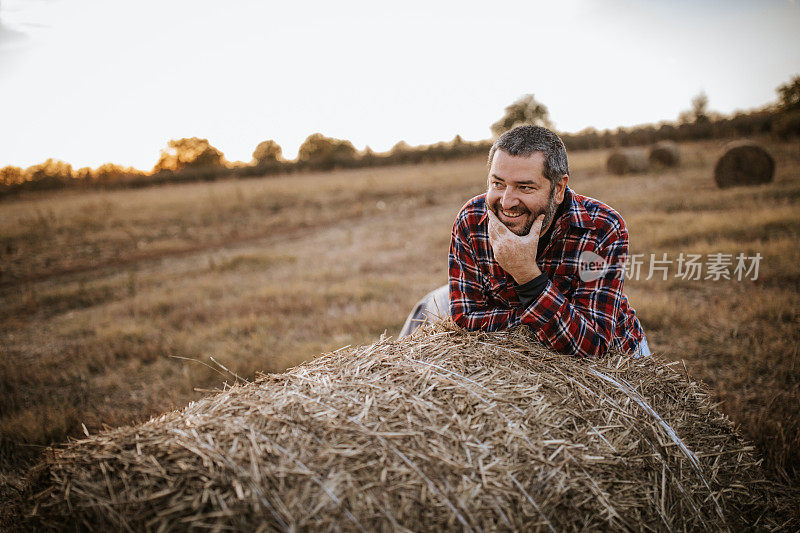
1, 0, 798, 170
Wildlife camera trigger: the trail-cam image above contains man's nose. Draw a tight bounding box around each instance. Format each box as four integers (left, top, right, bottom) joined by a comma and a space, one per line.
501, 187, 519, 209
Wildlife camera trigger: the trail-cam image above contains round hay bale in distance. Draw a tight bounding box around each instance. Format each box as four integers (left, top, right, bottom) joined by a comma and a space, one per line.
606, 148, 649, 175
714, 141, 775, 188
648, 141, 680, 167
25, 327, 796, 531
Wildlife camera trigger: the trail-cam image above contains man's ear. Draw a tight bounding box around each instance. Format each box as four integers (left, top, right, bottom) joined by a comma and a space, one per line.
555, 175, 569, 203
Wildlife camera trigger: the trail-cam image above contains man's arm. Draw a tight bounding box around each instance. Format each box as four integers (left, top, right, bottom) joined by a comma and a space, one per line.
449, 212, 630, 357
449, 215, 523, 331
517, 232, 629, 357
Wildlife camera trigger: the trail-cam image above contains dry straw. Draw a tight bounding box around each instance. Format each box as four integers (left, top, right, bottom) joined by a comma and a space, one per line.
606, 148, 650, 175
26, 324, 797, 531
714, 141, 775, 188
648, 142, 681, 168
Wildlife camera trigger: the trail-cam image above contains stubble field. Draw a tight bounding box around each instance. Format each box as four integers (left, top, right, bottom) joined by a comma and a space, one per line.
1, 137, 798, 506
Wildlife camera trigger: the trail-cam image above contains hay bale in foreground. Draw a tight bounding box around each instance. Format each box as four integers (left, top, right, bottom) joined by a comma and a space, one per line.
606, 148, 649, 175
714, 141, 775, 188
26, 326, 797, 531
648, 141, 680, 167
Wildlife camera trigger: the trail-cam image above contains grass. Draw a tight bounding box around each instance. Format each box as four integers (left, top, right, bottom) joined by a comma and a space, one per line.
0, 137, 798, 502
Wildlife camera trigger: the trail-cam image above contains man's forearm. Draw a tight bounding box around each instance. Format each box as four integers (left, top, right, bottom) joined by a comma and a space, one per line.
518, 278, 621, 357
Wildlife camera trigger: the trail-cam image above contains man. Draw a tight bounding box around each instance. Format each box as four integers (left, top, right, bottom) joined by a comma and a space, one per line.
448, 125, 649, 358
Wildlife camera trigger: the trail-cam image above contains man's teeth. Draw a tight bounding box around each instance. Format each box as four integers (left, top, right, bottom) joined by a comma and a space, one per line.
501, 210, 523, 218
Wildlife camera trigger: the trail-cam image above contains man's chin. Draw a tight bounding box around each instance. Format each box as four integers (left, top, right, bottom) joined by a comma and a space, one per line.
503, 219, 532, 236
506, 225, 528, 236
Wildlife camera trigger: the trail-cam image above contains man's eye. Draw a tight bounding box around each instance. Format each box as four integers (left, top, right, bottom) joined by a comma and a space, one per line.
491, 181, 504, 189
520, 186, 535, 192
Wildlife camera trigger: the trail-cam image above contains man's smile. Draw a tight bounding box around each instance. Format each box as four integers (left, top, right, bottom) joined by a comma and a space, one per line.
499, 208, 527, 219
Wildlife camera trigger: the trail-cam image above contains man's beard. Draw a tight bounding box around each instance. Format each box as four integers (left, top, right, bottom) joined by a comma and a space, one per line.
534, 184, 559, 236
494, 183, 559, 236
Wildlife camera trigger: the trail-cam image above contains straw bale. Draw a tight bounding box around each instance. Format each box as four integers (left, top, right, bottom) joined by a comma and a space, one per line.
648, 141, 680, 167
25, 325, 797, 531
606, 149, 650, 175
714, 141, 775, 188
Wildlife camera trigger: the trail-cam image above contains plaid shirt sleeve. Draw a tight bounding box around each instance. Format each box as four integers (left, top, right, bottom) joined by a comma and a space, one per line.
449, 210, 522, 331
517, 226, 629, 357
449, 196, 634, 358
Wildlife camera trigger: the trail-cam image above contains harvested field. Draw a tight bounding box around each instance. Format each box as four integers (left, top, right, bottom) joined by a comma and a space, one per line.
1, 137, 799, 527
24, 327, 798, 531
714, 141, 775, 188
606, 148, 649, 175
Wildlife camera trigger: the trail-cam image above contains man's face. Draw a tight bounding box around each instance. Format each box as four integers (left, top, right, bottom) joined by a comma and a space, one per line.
486, 150, 567, 236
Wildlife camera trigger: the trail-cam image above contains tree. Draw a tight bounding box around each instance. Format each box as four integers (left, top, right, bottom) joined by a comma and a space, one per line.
74, 167, 93, 181
679, 91, 710, 124
0, 166, 24, 187
691, 91, 710, 123
92, 163, 143, 182
389, 140, 412, 155
154, 137, 225, 172
297, 133, 356, 169
491, 94, 553, 137
776, 75, 800, 113
252, 140, 282, 165
25, 159, 73, 182
358, 146, 377, 166
387, 140, 419, 164
774, 76, 800, 138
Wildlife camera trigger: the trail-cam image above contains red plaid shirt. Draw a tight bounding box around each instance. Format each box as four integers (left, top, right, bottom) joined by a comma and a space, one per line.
449, 187, 644, 357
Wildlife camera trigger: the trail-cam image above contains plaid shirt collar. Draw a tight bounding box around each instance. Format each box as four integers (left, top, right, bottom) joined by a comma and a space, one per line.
478, 186, 596, 238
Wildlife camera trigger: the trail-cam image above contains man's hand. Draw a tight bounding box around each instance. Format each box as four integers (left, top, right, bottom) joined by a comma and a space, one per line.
487, 209, 544, 284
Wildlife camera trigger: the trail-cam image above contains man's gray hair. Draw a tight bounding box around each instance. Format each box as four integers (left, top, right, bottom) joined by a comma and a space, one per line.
488, 125, 569, 186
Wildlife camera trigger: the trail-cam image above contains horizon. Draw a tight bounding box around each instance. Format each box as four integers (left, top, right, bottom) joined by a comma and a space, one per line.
1, 0, 798, 170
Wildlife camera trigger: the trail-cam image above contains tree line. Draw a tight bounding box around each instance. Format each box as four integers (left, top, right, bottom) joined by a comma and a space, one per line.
0, 134, 493, 196
2, 76, 798, 197
493, 77, 799, 151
